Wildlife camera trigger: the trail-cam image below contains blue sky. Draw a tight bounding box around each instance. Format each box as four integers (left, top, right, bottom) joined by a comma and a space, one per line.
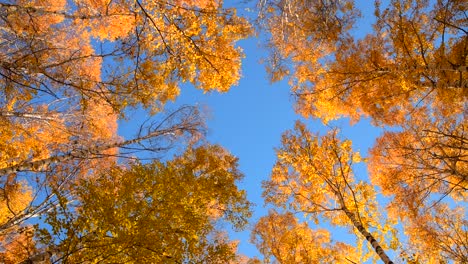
119, 0, 387, 260
168, 45, 385, 259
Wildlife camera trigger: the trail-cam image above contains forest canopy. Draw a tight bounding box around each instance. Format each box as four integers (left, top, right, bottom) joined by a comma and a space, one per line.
0, 0, 466, 263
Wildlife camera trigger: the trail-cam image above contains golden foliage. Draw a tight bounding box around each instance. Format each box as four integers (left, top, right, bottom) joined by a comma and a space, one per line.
0, 227, 37, 264
0, 0, 250, 261
262, 121, 397, 263
251, 210, 358, 263
259, 1, 467, 262
0, 180, 34, 264
370, 110, 467, 262
0, 0, 251, 113
260, 0, 466, 125
38, 144, 251, 262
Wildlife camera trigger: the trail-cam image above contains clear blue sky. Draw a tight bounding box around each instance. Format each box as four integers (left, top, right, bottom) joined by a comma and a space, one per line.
119, 0, 386, 260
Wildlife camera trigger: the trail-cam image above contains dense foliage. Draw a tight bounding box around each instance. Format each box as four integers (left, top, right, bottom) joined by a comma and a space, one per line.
0, 0, 466, 263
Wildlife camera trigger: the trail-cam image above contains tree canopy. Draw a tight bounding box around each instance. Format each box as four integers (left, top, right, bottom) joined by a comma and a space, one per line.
0, 0, 466, 263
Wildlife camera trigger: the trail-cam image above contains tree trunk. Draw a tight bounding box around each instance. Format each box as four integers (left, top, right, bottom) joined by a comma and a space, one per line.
343, 207, 394, 264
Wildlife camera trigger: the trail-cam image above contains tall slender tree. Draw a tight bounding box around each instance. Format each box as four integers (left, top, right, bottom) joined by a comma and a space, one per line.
261, 121, 397, 263
258, 0, 467, 262
0, 0, 251, 260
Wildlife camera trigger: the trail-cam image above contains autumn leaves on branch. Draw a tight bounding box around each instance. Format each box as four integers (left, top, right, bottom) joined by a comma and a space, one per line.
256, 0, 466, 263
0, 0, 251, 262
0, 0, 467, 263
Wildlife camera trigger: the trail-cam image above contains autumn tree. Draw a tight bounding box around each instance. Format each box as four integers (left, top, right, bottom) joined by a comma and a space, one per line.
0, 179, 35, 264
31, 144, 251, 263
0, 0, 251, 179
260, 121, 397, 263
259, 0, 466, 125
258, 0, 467, 262
0, 105, 205, 263
0, 0, 251, 260
0, 0, 251, 183
0, 0, 251, 112
251, 210, 358, 264
369, 108, 467, 262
